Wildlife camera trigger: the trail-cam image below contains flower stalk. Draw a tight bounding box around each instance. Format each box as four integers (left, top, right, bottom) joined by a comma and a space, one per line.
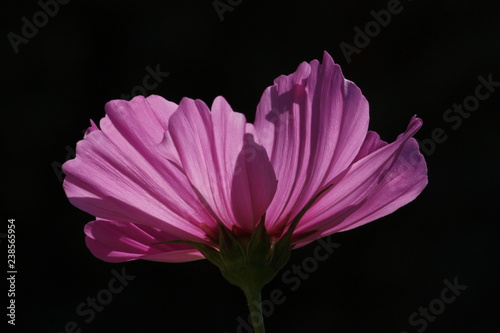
242, 284, 265, 333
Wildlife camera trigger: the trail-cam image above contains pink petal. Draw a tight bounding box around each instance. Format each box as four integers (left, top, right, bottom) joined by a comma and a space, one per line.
63, 95, 214, 243
166, 96, 276, 232
254, 52, 369, 234
85, 220, 205, 263
84, 119, 99, 137
294, 116, 428, 245
231, 134, 277, 232
352, 131, 388, 163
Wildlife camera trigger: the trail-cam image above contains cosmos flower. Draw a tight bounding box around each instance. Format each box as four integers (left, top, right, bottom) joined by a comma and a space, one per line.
63, 52, 427, 266
63, 51, 427, 331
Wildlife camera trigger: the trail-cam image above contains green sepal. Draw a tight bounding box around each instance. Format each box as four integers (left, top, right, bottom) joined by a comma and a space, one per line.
215, 219, 277, 291
270, 184, 333, 271
247, 215, 272, 264
218, 223, 247, 267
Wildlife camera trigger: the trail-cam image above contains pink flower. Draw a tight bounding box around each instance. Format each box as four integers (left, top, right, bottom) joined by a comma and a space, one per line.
63, 52, 427, 264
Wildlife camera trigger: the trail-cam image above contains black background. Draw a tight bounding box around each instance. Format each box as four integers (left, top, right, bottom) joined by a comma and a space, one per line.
2, 0, 500, 332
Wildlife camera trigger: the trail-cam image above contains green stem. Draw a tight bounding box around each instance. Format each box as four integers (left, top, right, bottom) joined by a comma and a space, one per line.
243, 285, 266, 333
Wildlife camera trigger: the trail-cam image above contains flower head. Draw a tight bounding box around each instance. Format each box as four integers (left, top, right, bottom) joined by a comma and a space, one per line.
63, 52, 427, 266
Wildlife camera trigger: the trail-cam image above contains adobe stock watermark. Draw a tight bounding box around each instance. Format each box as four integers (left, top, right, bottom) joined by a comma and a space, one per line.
213, 0, 243, 22
49, 267, 135, 333
7, 0, 71, 54
418, 74, 499, 156
400, 277, 467, 333
227, 236, 341, 333
339, 0, 414, 64
52, 64, 169, 182
120, 64, 169, 100
382, 73, 498, 183
52, 144, 76, 183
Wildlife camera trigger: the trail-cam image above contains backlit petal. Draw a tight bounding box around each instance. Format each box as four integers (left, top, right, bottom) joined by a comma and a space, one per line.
294, 117, 427, 245
85, 220, 205, 263
167, 96, 276, 232
254, 52, 369, 234
63, 95, 214, 243
231, 134, 277, 232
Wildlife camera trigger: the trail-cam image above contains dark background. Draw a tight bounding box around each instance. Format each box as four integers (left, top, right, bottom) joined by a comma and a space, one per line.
2, 0, 499, 332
